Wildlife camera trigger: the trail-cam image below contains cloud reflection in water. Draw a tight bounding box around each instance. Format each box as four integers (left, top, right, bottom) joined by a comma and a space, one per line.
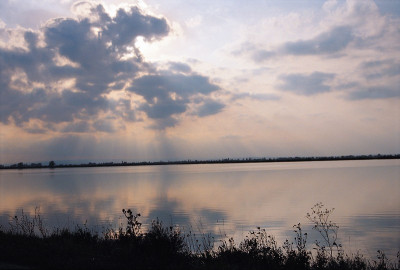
0, 160, 399, 258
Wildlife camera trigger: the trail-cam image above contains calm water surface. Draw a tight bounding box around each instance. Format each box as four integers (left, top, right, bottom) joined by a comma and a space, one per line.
1, 159, 399, 258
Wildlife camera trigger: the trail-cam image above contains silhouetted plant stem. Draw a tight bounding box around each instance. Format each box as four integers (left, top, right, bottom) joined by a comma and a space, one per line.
306, 202, 341, 258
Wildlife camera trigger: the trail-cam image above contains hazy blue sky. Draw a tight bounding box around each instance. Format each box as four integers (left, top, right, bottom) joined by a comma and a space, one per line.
0, 0, 399, 163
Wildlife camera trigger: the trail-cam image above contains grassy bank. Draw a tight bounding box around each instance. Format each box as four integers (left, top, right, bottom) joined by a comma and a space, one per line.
0, 205, 398, 270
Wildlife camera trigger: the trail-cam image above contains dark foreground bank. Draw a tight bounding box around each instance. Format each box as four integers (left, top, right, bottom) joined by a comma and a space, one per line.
0, 205, 399, 270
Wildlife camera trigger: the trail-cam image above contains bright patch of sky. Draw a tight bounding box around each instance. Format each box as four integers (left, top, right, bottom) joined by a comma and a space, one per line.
0, 0, 399, 163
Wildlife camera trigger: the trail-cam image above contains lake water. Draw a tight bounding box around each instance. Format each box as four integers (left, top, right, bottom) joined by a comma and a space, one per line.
1, 159, 399, 259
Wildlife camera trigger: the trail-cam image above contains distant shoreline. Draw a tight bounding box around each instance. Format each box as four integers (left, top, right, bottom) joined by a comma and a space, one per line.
1, 154, 399, 170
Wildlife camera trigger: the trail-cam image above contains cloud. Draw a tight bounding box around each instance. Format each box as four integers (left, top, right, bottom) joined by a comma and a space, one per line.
238, 0, 399, 63
238, 26, 354, 63
361, 60, 391, 69
92, 119, 116, 133
251, 49, 275, 62
43, 15, 146, 95
130, 73, 219, 100
347, 85, 400, 100
168, 62, 192, 73
278, 72, 335, 96
0, 0, 68, 29
61, 121, 91, 133
0, 2, 223, 132
361, 60, 400, 80
374, 0, 400, 17
139, 98, 187, 119
0, 88, 110, 127
336, 82, 359, 90
128, 72, 221, 128
335, 59, 400, 100
232, 42, 275, 63
333, 78, 400, 100
231, 92, 280, 101
104, 6, 169, 46
281, 26, 353, 56
195, 100, 225, 117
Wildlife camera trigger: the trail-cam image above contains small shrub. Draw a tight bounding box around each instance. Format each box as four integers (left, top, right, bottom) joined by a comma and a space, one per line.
121, 208, 142, 238
283, 223, 311, 270
306, 202, 341, 258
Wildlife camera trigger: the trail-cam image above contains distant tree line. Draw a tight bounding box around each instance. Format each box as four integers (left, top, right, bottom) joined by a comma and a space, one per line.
1, 154, 399, 170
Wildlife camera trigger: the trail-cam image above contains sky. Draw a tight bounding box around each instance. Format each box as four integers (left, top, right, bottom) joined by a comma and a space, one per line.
0, 0, 399, 164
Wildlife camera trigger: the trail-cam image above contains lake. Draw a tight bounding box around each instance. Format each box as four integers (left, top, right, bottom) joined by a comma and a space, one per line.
1, 159, 399, 259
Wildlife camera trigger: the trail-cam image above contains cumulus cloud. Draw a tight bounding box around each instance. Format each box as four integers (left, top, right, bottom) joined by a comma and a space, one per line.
0, 2, 223, 132
278, 72, 335, 96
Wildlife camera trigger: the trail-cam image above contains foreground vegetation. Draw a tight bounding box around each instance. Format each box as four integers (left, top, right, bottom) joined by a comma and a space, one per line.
0, 204, 398, 269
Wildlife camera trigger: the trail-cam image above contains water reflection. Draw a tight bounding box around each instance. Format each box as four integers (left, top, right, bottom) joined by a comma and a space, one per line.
0, 160, 399, 259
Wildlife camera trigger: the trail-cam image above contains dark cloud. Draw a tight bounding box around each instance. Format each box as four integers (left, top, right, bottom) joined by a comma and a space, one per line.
128, 72, 221, 127
103, 6, 169, 47
0, 3, 167, 127
25, 90, 110, 124
140, 98, 187, 119
130, 73, 219, 101
0, 2, 223, 132
278, 72, 335, 96
44, 15, 143, 96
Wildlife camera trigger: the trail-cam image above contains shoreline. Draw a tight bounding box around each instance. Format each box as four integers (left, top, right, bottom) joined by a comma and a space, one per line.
1, 154, 399, 170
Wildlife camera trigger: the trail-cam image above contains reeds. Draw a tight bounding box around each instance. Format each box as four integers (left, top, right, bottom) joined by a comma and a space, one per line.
0, 207, 398, 270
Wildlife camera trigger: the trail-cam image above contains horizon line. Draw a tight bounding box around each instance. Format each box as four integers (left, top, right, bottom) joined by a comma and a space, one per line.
1, 153, 399, 170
